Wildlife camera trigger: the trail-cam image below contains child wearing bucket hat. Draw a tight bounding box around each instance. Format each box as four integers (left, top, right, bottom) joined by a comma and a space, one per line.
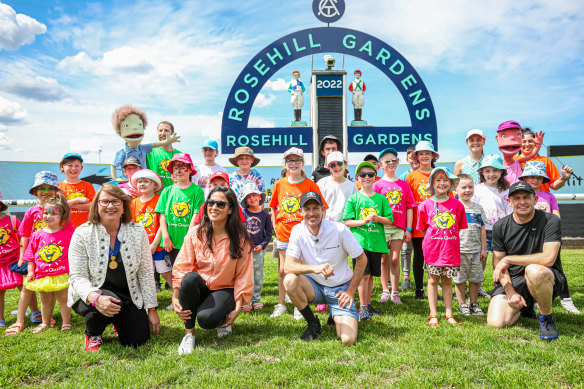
130, 169, 173, 308
417, 167, 467, 327
58, 152, 96, 228
240, 183, 272, 312
154, 153, 204, 265
518, 161, 581, 315
228, 147, 265, 203
344, 161, 394, 322
406, 140, 440, 300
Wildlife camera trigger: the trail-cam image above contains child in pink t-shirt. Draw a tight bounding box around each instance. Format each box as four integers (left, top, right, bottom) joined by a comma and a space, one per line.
417, 167, 467, 327
373, 148, 416, 305
0, 200, 22, 328
22, 194, 73, 333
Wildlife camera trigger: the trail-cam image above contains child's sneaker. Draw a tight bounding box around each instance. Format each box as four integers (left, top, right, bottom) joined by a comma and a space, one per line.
217, 325, 232, 338
359, 307, 372, 322
399, 278, 411, 290
315, 304, 327, 312
469, 303, 484, 316
560, 298, 581, 314
270, 304, 287, 318
539, 315, 558, 342
293, 307, 303, 321
415, 289, 426, 300
458, 303, 472, 316
390, 292, 402, 305
367, 304, 384, 316
285, 294, 292, 303
85, 335, 103, 352
378, 290, 391, 303
178, 333, 195, 355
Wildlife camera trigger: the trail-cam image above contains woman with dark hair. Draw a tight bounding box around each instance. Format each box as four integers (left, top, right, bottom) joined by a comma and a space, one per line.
173, 186, 253, 355
68, 184, 160, 351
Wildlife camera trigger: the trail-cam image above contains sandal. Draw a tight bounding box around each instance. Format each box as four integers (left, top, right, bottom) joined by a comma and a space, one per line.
427, 315, 439, 327
32, 323, 50, 333
445, 315, 463, 326
0, 319, 5, 328
5, 323, 25, 335
61, 324, 73, 333
30, 310, 42, 323
252, 302, 264, 310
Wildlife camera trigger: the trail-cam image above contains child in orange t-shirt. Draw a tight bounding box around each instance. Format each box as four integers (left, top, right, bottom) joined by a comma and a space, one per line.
58, 153, 95, 228
130, 169, 173, 309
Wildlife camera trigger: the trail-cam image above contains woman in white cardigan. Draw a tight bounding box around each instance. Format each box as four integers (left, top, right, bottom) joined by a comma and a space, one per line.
68, 184, 160, 351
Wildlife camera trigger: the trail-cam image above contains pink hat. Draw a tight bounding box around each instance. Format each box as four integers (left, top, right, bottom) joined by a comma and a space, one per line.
465, 129, 485, 140
167, 153, 196, 175
498, 120, 521, 132
209, 171, 230, 187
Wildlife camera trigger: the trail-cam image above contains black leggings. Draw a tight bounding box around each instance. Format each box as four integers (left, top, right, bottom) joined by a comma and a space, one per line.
72, 290, 150, 347
412, 237, 425, 291
560, 275, 571, 299
179, 272, 235, 330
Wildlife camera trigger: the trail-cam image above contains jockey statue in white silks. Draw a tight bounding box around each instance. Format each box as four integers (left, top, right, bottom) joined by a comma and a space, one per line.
349, 70, 366, 122
288, 70, 305, 122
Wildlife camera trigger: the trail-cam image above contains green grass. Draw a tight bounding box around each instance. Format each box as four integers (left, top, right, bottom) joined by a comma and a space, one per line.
2, 250, 584, 388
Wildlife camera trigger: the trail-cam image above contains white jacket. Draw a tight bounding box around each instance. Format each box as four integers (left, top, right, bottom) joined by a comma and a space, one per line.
67, 222, 157, 310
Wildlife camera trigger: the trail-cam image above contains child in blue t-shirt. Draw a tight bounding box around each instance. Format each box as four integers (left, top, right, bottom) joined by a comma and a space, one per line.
240, 183, 272, 312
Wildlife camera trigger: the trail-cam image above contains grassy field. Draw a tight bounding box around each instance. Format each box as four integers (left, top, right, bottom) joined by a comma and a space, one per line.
2, 250, 583, 388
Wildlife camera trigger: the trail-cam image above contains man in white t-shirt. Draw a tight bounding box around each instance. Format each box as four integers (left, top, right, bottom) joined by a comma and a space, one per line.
317, 151, 358, 223
284, 191, 367, 345
192, 140, 227, 198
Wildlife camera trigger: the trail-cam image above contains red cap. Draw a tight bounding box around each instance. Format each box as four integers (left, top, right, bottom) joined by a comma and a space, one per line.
209, 171, 230, 187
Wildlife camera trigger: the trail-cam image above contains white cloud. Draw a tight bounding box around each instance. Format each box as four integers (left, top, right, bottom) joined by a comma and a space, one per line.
70, 137, 103, 154
0, 3, 46, 51
264, 78, 288, 91
0, 132, 13, 149
1, 75, 69, 101
253, 93, 275, 108
0, 95, 26, 123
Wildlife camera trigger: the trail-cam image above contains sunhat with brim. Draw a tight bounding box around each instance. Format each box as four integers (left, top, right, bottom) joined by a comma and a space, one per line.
498, 120, 521, 132
479, 154, 506, 172
167, 153, 196, 175
210, 171, 230, 187
356, 161, 378, 175
229, 146, 260, 167
326, 151, 345, 166
413, 141, 439, 159
239, 182, 266, 209
378, 147, 398, 161
0, 200, 7, 213
130, 169, 163, 192
29, 171, 60, 195
519, 161, 550, 183
426, 167, 459, 195
60, 152, 83, 164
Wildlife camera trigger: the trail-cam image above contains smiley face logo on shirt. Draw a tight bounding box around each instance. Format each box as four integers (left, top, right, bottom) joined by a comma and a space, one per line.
359, 206, 378, 220
67, 191, 85, 200
159, 159, 170, 173
386, 190, 402, 205
0, 227, 9, 245
136, 212, 155, 228
281, 195, 300, 214
32, 220, 47, 232
171, 201, 191, 218
37, 244, 64, 263
432, 211, 456, 230
417, 183, 429, 197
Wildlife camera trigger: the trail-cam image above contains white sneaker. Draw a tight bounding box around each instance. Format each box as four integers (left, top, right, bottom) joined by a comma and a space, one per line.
561, 298, 581, 314
217, 325, 232, 338
270, 303, 287, 318
178, 333, 195, 355
293, 307, 303, 320
285, 294, 292, 303
165, 304, 174, 311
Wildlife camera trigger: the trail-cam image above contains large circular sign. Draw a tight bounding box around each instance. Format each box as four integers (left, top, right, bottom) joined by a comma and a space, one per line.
313, 0, 345, 24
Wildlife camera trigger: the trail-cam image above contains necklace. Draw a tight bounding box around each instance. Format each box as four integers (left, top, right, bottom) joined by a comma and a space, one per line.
108, 229, 121, 270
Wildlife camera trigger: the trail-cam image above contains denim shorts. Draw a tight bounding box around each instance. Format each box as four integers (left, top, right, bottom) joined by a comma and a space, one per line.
304, 276, 359, 320
276, 240, 289, 251
486, 230, 493, 253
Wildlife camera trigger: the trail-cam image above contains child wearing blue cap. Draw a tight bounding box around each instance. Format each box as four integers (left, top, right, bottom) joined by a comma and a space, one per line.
58, 153, 95, 228
192, 140, 227, 198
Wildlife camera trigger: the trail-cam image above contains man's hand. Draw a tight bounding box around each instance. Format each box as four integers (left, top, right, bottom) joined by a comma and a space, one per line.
316, 263, 335, 279
493, 257, 509, 283
334, 289, 354, 309
507, 293, 527, 310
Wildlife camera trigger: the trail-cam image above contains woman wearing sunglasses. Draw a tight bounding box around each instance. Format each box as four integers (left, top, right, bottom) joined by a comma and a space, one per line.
172, 187, 253, 355
68, 184, 160, 351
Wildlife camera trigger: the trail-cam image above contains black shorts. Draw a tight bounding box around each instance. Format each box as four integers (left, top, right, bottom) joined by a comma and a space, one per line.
353, 249, 382, 277
492, 267, 565, 316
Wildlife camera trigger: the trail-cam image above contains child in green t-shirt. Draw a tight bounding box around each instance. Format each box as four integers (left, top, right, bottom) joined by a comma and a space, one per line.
344, 162, 393, 322
155, 153, 204, 264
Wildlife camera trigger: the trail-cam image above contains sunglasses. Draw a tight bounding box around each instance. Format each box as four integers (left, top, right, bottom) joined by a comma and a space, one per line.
328, 161, 344, 169
206, 199, 228, 209
382, 158, 399, 165
358, 172, 377, 178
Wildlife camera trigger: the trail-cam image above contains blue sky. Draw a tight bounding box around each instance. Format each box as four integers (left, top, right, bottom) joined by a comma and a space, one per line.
1, 0, 583, 168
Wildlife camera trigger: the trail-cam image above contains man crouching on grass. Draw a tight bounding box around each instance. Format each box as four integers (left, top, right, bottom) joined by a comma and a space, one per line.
284, 191, 367, 345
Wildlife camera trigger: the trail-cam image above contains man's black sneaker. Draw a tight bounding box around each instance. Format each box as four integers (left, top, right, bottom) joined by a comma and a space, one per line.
300, 320, 322, 342
415, 289, 426, 300
539, 315, 558, 342
367, 304, 384, 316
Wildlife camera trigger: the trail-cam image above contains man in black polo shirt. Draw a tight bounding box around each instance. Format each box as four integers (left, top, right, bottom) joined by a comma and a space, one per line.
487, 182, 565, 341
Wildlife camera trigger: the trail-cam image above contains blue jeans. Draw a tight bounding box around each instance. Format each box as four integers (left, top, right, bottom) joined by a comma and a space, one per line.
304, 276, 359, 320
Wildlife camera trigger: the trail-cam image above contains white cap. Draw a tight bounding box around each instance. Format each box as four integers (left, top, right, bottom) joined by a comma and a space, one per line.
466, 129, 486, 140
283, 147, 304, 159
326, 151, 345, 165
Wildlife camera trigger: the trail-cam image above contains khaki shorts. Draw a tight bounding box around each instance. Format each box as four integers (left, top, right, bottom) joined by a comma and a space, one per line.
453, 252, 484, 284
384, 224, 405, 242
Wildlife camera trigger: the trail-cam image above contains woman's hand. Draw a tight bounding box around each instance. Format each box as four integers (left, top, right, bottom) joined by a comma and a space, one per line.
172, 290, 191, 322
219, 308, 240, 328
148, 310, 161, 335
95, 295, 122, 317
